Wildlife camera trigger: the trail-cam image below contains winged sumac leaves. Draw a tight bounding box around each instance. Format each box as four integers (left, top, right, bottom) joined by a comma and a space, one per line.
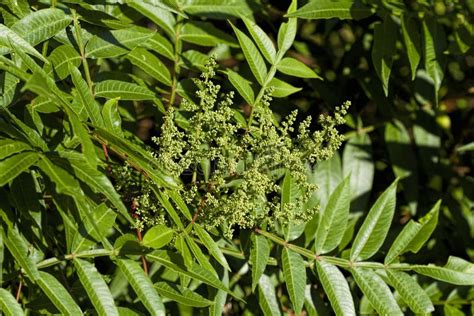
282, 248, 305, 314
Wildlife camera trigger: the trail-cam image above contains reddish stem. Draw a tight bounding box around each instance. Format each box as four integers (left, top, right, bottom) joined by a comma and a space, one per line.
131, 200, 148, 275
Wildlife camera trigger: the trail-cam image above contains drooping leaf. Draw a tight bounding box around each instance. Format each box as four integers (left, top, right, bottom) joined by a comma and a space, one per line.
143, 33, 174, 60
126, 48, 172, 86
350, 179, 398, 261
208, 268, 228, 316
67, 111, 99, 168
0, 152, 40, 187
74, 259, 119, 316
48, 45, 81, 80
277, 57, 322, 79
250, 234, 270, 291
227, 70, 255, 105
413, 257, 474, 286
0, 23, 47, 62
69, 64, 104, 127
287, 0, 373, 20
386, 270, 434, 314
0, 139, 32, 160
242, 17, 276, 64
181, 21, 237, 47
154, 282, 214, 307
37, 271, 83, 315
11, 8, 71, 46
385, 200, 440, 264
85, 27, 155, 58
258, 274, 281, 316
385, 120, 418, 214
352, 268, 403, 315
184, 233, 217, 274
282, 248, 305, 314
71, 203, 117, 253
117, 259, 166, 316
142, 224, 174, 249
194, 224, 230, 270
2, 226, 40, 281
181, 0, 253, 19
372, 16, 397, 96
95, 80, 155, 100
422, 17, 446, 105
0, 71, 19, 108
316, 261, 355, 316
52, 151, 130, 222
146, 250, 237, 298
0, 288, 24, 316
343, 133, 374, 212
126, 0, 176, 38
269, 78, 301, 98
281, 171, 305, 241
401, 15, 422, 80
92, 128, 178, 188
314, 176, 350, 254
231, 23, 268, 85
102, 98, 123, 136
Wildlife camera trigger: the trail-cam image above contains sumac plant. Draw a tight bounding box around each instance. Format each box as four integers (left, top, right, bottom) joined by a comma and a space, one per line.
0, 1, 473, 315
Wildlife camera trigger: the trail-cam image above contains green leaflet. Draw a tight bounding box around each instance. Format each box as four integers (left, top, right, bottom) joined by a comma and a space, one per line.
0, 24, 47, 62
227, 70, 255, 105
385, 120, 418, 214
11, 8, 71, 46
194, 224, 230, 270
316, 261, 355, 316
146, 250, 239, 299
250, 234, 270, 291
71, 203, 116, 253
117, 259, 166, 316
67, 111, 99, 168
143, 33, 174, 60
37, 271, 83, 315
0, 288, 24, 316
126, 48, 172, 86
0, 152, 39, 186
85, 27, 155, 58
422, 17, 446, 105
231, 23, 268, 85
74, 259, 119, 316
352, 268, 403, 316
401, 15, 422, 80
181, 0, 253, 19
268, 77, 301, 98
386, 270, 434, 313
287, 0, 373, 20
95, 80, 156, 100
372, 16, 397, 96
69, 65, 104, 127
242, 17, 276, 64
413, 257, 474, 286
350, 179, 398, 261
181, 21, 237, 47
0, 139, 32, 160
102, 98, 123, 136
126, 1, 176, 38
258, 275, 281, 316
282, 248, 305, 314
314, 176, 350, 254
51, 151, 131, 223
2, 226, 40, 281
281, 171, 305, 241
154, 282, 214, 307
142, 224, 174, 249
48, 45, 81, 80
184, 233, 216, 274
342, 133, 374, 212
277, 0, 297, 54
385, 200, 440, 264
276, 57, 322, 79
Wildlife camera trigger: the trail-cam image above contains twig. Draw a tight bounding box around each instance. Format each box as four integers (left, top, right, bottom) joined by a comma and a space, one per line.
15, 280, 22, 301
131, 200, 149, 275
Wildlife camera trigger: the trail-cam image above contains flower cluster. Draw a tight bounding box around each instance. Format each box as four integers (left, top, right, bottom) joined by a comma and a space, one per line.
114, 58, 348, 236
